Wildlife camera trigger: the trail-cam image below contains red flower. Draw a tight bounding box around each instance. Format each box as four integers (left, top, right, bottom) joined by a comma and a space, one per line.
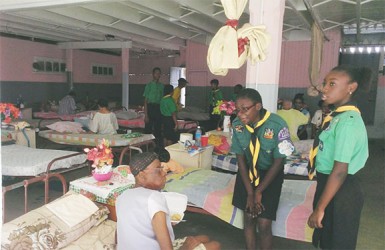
84, 139, 114, 168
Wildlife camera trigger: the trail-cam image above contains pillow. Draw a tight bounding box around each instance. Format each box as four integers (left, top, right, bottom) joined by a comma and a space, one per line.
115, 110, 139, 120
74, 117, 90, 129
1, 193, 109, 249
162, 159, 184, 174
46, 121, 85, 133
1, 132, 15, 146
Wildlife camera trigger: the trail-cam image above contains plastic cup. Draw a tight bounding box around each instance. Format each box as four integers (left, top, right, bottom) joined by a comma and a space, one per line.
201, 135, 209, 147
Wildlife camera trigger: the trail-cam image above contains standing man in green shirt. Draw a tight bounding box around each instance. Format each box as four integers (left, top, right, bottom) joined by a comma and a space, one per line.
143, 67, 164, 147
208, 79, 223, 130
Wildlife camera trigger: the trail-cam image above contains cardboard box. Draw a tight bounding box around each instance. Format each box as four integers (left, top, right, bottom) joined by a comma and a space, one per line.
165, 143, 214, 169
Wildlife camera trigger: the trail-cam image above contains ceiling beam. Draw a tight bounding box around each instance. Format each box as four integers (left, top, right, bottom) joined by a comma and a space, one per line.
302, 0, 330, 41
0, 0, 111, 11
356, 0, 362, 43
58, 41, 132, 49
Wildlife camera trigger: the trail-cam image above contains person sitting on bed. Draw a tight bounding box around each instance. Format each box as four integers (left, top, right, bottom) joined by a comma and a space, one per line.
116, 152, 220, 250
88, 98, 119, 134
231, 88, 294, 250
58, 90, 77, 115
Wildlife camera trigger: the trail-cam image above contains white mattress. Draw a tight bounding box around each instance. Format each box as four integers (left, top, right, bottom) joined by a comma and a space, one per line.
1, 144, 86, 176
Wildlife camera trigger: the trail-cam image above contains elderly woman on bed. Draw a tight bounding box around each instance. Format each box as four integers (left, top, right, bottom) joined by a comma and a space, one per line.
231, 88, 294, 250
116, 152, 220, 250
88, 98, 119, 134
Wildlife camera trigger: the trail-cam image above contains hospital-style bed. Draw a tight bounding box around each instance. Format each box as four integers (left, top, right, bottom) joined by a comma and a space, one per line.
116, 112, 198, 132
33, 110, 95, 129
163, 167, 316, 242
1, 144, 88, 221
38, 129, 156, 164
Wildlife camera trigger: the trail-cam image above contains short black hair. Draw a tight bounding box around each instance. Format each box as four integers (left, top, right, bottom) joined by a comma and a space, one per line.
236, 88, 263, 105
164, 84, 174, 96
210, 79, 219, 85
97, 98, 109, 108
153, 67, 161, 74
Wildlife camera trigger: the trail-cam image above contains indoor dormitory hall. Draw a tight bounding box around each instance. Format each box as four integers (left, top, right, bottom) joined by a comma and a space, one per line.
1, 0, 384, 249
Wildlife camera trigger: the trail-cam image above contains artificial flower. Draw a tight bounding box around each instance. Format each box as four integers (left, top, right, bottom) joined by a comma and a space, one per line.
0, 103, 21, 123
212, 100, 236, 116
84, 139, 114, 169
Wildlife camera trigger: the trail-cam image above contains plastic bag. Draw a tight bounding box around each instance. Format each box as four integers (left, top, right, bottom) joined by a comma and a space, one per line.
209, 134, 230, 155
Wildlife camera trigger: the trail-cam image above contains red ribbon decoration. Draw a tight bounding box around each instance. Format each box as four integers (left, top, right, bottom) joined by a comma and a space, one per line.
238, 37, 249, 56
225, 19, 238, 29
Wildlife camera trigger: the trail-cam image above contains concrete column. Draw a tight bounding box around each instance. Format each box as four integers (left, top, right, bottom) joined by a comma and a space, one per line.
121, 48, 130, 109
65, 49, 73, 90
246, 0, 285, 112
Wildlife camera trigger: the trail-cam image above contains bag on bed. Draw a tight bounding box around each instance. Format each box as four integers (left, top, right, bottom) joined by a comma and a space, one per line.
208, 134, 230, 155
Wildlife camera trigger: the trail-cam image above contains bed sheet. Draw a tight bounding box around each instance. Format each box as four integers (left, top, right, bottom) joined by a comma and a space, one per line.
1, 144, 86, 176
164, 167, 316, 242
38, 130, 155, 147
117, 114, 197, 131
63, 219, 116, 249
33, 111, 94, 121
212, 153, 309, 176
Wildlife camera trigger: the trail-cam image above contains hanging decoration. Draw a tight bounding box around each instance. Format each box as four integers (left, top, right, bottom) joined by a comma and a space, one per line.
207, 0, 270, 76
307, 23, 324, 96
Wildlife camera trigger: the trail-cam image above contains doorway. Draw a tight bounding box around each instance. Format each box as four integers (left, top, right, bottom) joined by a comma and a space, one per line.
339, 53, 380, 125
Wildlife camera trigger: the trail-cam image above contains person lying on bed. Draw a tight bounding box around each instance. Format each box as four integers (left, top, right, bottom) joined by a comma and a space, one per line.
116, 152, 220, 250
88, 98, 119, 134
231, 88, 294, 250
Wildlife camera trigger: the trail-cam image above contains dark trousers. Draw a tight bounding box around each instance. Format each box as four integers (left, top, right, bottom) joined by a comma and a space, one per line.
145, 103, 163, 147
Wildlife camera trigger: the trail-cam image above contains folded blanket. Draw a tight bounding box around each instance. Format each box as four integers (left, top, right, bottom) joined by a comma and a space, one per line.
46, 193, 98, 228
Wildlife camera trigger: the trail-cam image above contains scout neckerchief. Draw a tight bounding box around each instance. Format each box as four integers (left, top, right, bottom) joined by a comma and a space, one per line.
245, 110, 271, 186
307, 105, 360, 180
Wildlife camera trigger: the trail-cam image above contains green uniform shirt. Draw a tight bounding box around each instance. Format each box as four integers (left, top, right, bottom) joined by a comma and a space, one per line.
316, 110, 368, 175
143, 81, 164, 104
160, 95, 177, 117
209, 89, 223, 106
231, 113, 294, 170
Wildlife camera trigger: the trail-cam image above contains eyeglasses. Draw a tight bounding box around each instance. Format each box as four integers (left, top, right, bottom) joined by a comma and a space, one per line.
235, 104, 255, 114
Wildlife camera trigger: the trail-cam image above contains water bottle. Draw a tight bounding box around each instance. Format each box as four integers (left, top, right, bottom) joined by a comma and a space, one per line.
195, 126, 202, 147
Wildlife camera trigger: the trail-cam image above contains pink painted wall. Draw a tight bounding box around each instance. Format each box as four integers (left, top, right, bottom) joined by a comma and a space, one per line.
0, 37, 66, 82
279, 29, 341, 87
72, 50, 121, 83
186, 41, 246, 87
128, 56, 177, 84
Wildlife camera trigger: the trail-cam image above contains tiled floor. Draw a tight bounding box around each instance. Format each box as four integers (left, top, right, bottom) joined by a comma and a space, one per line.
3, 137, 384, 249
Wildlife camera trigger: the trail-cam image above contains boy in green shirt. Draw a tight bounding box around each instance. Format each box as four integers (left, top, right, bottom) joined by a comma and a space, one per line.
160, 84, 178, 146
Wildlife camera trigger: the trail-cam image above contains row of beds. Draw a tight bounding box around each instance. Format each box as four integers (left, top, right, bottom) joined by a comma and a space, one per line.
1, 108, 315, 247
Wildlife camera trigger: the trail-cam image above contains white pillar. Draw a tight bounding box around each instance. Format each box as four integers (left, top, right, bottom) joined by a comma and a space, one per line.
122, 48, 130, 109
246, 0, 285, 112
65, 49, 74, 90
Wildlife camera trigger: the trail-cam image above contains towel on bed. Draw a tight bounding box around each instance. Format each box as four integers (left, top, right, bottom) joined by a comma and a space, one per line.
46, 193, 99, 227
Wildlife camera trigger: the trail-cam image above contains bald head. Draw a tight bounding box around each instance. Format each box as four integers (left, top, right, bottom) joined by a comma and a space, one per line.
282, 100, 293, 110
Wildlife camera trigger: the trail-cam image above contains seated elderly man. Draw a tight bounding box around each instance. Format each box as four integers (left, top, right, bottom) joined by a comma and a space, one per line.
276, 99, 309, 142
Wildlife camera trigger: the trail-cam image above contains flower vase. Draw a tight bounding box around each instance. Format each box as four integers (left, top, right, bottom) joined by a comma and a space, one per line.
92, 165, 113, 181
223, 115, 231, 133
1, 122, 10, 129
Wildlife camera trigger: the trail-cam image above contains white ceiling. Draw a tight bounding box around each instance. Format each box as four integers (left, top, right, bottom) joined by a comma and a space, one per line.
0, 0, 384, 56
